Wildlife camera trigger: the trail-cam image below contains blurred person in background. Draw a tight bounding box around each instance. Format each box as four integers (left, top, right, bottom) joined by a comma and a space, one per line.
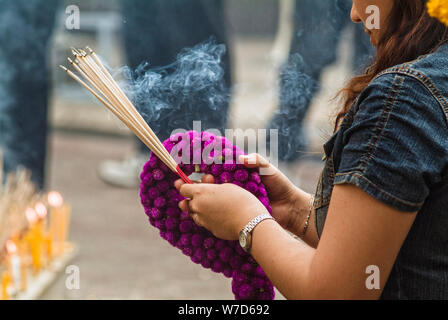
98, 0, 232, 188
268, 0, 372, 162
0, 0, 59, 189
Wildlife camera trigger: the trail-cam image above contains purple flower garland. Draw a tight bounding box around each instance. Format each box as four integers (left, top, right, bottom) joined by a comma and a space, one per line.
139, 131, 275, 300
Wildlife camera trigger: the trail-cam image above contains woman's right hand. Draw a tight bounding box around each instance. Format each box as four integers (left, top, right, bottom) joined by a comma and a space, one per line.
239, 154, 311, 235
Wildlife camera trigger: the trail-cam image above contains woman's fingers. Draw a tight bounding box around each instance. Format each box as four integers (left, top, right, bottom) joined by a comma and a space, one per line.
201, 174, 215, 184
190, 213, 203, 227
239, 153, 270, 169
174, 179, 185, 191
178, 199, 189, 212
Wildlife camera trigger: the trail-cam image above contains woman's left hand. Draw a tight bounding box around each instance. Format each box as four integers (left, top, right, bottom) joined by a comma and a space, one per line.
175, 175, 270, 240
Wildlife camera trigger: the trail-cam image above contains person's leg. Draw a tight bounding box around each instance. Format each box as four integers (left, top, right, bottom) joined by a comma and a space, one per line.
268, 0, 349, 162
99, 0, 231, 187
0, 0, 58, 189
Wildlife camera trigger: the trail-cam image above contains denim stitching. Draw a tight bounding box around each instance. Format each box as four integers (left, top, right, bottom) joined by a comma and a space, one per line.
359, 75, 405, 171
334, 171, 425, 208
374, 68, 448, 126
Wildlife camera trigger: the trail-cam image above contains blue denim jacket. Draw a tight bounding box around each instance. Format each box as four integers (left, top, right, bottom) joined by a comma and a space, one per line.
314, 43, 448, 299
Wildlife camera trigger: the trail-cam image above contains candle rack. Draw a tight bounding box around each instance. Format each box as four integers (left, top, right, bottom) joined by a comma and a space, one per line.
0, 168, 77, 300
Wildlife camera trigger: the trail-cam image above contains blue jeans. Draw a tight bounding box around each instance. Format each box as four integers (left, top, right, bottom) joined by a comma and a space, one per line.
269, 0, 373, 162
0, 0, 58, 189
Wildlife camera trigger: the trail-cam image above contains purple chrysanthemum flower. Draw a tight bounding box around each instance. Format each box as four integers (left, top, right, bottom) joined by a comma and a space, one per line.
215, 240, 226, 250
180, 211, 190, 221
193, 248, 205, 261
249, 172, 261, 184
245, 182, 259, 194
219, 247, 233, 262
254, 266, 266, 278
223, 268, 233, 278
182, 247, 193, 256
154, 196, 166, 208
203, 237, 215, 249
258, 186, 268, 197
211, 260, 224, 273
237, 284, 254, 300
219, 172, 233, 184
164, 231, 178, 246
241, 263, 253, 274
250, 277, 265, 289
233, 271, 249, 284
147, 187, 160, 200
235, 245, 247, 256
165, 217, 179, 231
201, 259, 212, 269
210, 164, 223, 176
223, 163, 237, 172
191, 234, 204, 247
199, 163, 209, 173
154, 220, 166, 231
180, 234, 192, 247
229, 255, 243, 270
206, 249, 217, 261
156, 181, 170, 193
179, 220, 194, 233
149, 208, 162, 220
234, 169, 249, 182
166, 207, 180, 218
152, 169, 165, 181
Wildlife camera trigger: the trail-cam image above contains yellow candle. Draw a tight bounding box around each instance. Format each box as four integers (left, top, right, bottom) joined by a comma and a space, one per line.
18, 239, 27, 292
35, 202, 51, 262
1, 271, 11, 300
26, 208, 42, 273
6, 240, 20, 290
48, 191, 64, 256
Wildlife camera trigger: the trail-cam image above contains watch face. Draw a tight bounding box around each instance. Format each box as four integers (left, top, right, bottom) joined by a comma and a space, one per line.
239, 231, 247, 248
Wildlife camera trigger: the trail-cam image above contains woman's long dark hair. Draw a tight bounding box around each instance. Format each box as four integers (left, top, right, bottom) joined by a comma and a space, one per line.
334, 0, 448, 132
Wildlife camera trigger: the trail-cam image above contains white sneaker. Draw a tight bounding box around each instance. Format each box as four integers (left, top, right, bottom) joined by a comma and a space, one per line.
97, 154, 148, 188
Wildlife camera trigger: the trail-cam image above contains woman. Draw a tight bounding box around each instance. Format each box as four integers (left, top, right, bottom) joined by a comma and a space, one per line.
175, 0, 448, 299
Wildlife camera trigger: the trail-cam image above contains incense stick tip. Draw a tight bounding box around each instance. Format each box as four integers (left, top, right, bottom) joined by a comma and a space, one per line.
59, 65, 68, 72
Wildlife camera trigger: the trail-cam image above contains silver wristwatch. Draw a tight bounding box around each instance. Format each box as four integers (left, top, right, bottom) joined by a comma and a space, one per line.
239, 214, 275, 253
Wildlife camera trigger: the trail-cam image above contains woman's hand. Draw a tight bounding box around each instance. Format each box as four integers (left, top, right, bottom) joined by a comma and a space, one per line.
175, 175, 269, 241
239, 154, 310, 235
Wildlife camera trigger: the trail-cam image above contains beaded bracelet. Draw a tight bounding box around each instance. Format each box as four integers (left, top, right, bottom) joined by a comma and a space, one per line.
300, 194, 315, 239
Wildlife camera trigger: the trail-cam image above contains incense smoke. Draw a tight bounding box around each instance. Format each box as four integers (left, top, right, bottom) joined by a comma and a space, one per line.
268, 53, 317, 161
120, 38, 231, 142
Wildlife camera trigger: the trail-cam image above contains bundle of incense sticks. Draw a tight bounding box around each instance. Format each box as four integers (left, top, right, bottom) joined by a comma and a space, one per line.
60, 47, 192, 184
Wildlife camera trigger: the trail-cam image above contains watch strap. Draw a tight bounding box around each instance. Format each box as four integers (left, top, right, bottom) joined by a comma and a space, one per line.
243, 213, 275, 234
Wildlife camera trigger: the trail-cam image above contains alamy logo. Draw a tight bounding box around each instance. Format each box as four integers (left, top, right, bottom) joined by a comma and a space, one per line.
365, 265, 380, 290
365, 5, 380, 30
65, 5, 80, 30
65, 265, 80, 290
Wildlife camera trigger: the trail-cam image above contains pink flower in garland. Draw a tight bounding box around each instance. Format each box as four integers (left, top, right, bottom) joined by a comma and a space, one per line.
140, 131, 275, 300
